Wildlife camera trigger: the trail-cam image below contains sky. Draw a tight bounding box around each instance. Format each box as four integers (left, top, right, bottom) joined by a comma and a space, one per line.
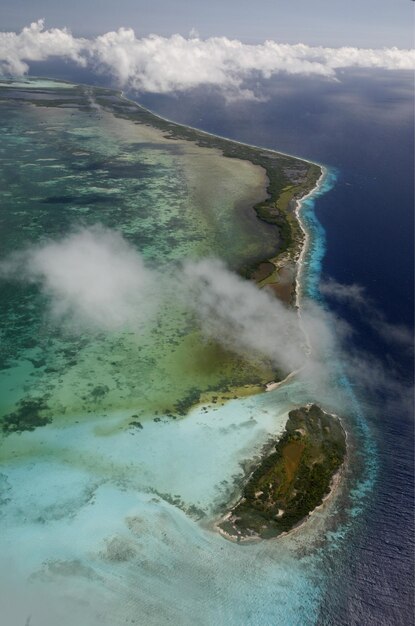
1, 0, 414, 48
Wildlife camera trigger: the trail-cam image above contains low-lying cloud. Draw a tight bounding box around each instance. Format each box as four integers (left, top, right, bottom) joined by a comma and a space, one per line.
1, 20, 414, 98
320, 277, 414, 349
0, 226, 158, 332
181, 257, 306, 372
0, 225, 342, 384
0, 225, 412, 412
0, 226, 308, 372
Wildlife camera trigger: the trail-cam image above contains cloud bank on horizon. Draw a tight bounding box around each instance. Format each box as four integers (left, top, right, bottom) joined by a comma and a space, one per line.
1, 20, 414, 97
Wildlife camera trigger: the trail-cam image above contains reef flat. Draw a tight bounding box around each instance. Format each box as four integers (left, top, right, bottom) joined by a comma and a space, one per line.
110, 89, 322, 303
0, 78, 321, 431
0, 78, 347, 625
219, 404, 346, 540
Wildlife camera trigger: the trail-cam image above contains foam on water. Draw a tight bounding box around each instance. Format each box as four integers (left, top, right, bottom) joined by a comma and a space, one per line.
299, 168, 338, 301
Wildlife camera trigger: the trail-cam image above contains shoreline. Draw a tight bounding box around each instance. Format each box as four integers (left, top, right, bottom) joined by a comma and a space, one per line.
264, 165, 327, 392
214, 462, 344, 544
277, 414, 348, 541
102, 80, 327, 398
11, 74, 324, 174
0, 78, 323, 423
14, 77, 325, 315
116, 86, 323, 169
294, 165, 328, 308
215, 168, 342, 544
215, 407, 347, 543
3, 77, 343, 543
118, 82, 338, 537
293, 165, 328, 357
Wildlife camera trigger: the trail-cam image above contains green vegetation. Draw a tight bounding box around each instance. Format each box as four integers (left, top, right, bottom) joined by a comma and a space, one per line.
2, 81, 321, 276
220, 404, 346, 539
0, 82, 323, 432
94, 89, 322, 267
173, 387, 202, 416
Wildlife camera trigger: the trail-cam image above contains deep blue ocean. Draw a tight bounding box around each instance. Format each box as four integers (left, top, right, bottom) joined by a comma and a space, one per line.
23, 64, 415, 623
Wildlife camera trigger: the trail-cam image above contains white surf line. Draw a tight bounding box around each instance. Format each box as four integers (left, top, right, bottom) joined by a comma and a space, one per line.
118, 89, 324, 169
295, 165, 328, 350
295, 165, 327, 310
92, 82, 327, 394
266, 166, 327, 392
24, 77, 322, 167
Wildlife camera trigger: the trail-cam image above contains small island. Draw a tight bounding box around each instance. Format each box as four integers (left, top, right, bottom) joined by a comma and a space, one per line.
219, 404, 346, 540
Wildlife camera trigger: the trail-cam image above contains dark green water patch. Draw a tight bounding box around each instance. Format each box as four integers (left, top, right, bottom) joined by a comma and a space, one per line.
2, 398, 51, 433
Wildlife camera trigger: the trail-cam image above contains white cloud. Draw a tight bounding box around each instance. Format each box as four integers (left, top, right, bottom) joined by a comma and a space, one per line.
0, 226, 412, 412
180, 257, 306, 373
0, 226, 158, 332
0, 227, 307, 372
320, 277, 413, 349
0, 19, 85, 75
319, 278, 366, 307
0, 226, 322, 378
0, 21, 414, 97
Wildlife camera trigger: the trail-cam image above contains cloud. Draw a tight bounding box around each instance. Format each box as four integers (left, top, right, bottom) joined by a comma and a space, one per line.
0, 226, 412, 413
0, 226, 158, 332
0, 21, 414, 98
319, 278, 367, 308
0, 232, 412, 626
180, 257, 306, 372
0, 19, 85, 75
182, 264, 414, 412
320, 277, 413, 349
0, 226, 307, 373
0, 226, 328, 379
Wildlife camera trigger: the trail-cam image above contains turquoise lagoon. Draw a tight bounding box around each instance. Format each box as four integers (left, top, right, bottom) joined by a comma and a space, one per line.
0, 80, 362, 625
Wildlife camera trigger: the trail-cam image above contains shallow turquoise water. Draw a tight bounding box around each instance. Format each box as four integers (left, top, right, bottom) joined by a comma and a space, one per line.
0, 80, 368, 625
0, 81, 280, 422
2, 382, 338, 626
